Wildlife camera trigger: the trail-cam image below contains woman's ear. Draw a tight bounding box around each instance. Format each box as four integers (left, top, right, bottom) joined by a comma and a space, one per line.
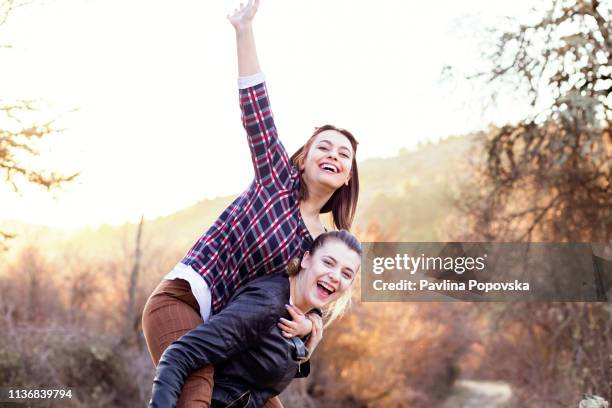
345, 171, 352, 186
301, 251, 311, 269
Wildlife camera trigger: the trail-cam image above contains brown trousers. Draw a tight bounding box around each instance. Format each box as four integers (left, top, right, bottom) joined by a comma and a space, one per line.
142, 278, 283, 408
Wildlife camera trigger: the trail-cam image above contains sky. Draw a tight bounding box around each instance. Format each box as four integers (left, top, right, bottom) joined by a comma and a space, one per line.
0, 0, 536, 228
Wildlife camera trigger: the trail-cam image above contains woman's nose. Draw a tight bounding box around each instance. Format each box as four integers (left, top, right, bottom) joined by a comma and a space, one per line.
328, 268, 340, 282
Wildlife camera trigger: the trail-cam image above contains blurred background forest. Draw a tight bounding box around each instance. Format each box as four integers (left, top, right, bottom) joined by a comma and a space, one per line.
1, 0, 611, 407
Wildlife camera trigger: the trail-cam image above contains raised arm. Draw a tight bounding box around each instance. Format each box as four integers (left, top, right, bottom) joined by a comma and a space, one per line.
148, 288, 275, 408
228, 0, 261, 77
229, 0, 296, 190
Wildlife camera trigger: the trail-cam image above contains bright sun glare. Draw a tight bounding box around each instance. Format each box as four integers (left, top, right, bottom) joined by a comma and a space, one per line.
0, 0, 535, 228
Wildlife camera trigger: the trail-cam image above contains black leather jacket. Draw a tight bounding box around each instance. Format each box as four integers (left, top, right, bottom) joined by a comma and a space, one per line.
148, 273, 313, 408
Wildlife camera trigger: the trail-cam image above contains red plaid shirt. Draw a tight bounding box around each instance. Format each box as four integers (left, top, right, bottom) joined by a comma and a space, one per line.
181, 82, 314, 314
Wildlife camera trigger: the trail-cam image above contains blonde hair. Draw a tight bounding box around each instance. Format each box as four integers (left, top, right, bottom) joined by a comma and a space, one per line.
287, 230, 361, 327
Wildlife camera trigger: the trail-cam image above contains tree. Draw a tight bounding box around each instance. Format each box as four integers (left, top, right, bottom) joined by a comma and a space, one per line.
120, 215, 144, 345
0, 0, 78, 249
1, 102, 78, 191
455, 0, 610, 242
447, 1, 611, 405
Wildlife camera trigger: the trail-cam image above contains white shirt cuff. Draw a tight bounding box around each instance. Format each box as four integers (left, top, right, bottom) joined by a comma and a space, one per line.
238, 72, 266, 89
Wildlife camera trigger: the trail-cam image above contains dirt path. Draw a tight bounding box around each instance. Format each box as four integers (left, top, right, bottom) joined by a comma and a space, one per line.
442, 379, 513, 408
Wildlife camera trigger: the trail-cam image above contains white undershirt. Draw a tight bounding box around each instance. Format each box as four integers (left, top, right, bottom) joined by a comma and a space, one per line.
164, 263, 213, 321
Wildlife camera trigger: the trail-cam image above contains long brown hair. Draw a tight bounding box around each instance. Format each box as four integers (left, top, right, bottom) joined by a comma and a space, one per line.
289, 125, 359, 230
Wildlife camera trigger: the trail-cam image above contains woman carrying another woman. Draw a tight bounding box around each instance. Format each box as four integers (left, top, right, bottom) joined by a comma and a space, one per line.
149, 230, 362, 408
141, 0, 360, 407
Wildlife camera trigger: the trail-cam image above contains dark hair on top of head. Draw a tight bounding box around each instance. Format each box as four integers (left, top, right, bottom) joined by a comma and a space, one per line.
287, 230, 362, 276
289, 125, 359, 231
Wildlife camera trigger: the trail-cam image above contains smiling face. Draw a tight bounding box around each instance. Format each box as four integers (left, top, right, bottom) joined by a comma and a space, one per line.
296, 238, 361, 310
300, 130, 354, 192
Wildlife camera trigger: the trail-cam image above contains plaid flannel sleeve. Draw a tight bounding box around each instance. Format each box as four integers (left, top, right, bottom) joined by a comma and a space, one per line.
239, 82, 295, 190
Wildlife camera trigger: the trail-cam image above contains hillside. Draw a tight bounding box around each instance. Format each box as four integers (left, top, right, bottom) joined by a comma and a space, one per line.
355, 133, 482, 239
0, 132, 482, 267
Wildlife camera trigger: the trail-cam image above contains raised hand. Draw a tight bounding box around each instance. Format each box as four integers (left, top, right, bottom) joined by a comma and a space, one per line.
227, 0, 260, 31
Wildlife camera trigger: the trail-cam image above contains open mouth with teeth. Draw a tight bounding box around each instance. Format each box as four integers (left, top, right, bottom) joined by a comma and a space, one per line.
316, 280, 336, 300
319, 163, 339, 174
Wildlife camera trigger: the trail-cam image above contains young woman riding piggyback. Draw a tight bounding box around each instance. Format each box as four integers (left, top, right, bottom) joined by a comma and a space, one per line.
141, 0, 360, 407
149, 230, 363, 408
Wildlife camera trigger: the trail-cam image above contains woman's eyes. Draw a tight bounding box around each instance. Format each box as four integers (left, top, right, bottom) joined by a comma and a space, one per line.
322, 259, 352, 279
317, 146, 350, 159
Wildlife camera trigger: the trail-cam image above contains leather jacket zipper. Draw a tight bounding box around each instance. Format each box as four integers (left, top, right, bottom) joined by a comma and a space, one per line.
225, 390, 251, 408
